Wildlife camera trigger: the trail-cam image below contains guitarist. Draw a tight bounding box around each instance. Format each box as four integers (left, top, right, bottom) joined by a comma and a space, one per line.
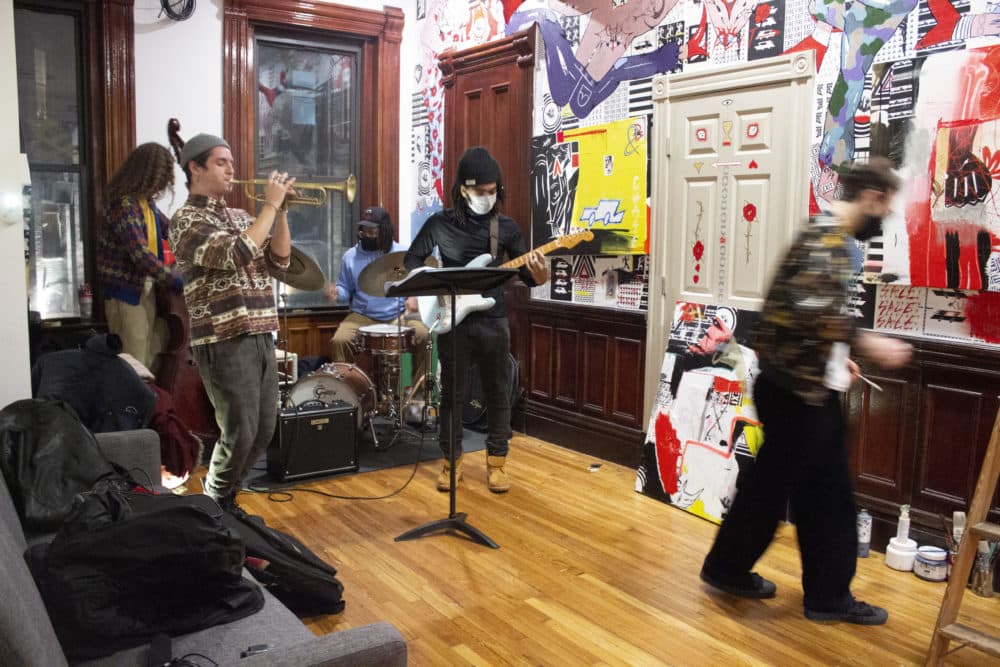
404, 147, 549, 493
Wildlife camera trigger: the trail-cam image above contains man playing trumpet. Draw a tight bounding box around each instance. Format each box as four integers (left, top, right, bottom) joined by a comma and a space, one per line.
168, 132, 296, 510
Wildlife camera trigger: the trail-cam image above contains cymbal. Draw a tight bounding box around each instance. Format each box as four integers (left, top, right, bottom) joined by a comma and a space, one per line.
274, 245, 326, 291
357, 253, 437, 296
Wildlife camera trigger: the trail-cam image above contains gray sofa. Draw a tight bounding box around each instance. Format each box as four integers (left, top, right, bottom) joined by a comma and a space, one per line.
0, 429, 406, 666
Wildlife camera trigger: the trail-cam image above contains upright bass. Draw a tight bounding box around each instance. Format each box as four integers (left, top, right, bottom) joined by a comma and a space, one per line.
156, 118, 220, 444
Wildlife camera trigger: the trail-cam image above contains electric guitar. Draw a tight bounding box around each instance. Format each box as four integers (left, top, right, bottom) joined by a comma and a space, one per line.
416, 230, 594, 334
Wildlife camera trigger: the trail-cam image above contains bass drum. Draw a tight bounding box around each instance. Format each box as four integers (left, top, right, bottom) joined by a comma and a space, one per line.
286, 363, 376, 431
462, 353, 521, 432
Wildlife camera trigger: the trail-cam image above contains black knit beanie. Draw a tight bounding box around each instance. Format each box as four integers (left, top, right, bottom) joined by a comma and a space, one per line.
456, 146, 502, 187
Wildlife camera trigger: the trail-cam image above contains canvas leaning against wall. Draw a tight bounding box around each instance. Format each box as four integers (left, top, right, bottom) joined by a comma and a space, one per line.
636, 302, 763, 524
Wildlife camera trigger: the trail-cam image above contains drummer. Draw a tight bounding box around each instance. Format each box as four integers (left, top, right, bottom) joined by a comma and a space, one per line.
326, 206, 429, 386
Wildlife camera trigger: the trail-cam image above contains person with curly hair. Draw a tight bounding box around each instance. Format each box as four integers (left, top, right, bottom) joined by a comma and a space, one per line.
96, 142, 184, 374
404, 147, 549, 493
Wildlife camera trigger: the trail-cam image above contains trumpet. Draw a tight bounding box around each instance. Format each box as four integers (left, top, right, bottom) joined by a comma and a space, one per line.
232, 173, 357, 206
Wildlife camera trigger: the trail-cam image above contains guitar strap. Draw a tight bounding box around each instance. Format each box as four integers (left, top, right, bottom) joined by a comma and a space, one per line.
490, 215, 499, 261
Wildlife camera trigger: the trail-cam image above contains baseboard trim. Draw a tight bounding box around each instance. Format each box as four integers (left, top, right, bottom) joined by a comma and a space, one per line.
519, 401, 645, 467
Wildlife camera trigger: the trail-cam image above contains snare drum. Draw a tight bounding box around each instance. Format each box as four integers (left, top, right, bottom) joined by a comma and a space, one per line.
286, 362, 376, 430
357, 323, 415, 354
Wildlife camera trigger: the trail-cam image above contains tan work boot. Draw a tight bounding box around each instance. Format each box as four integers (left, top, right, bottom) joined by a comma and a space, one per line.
487, 455, 510, 493
436, 455, 463, 492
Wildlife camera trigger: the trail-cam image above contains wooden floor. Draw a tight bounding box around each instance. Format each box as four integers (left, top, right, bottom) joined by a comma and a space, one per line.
227, 434, 1000, 666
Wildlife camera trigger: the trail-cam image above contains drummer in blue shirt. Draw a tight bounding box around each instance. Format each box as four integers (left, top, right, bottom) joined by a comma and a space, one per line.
327, 206, 429, 385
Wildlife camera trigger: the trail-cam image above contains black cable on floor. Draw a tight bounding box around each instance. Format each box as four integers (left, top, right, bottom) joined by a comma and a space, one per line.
244, 426, 431, 502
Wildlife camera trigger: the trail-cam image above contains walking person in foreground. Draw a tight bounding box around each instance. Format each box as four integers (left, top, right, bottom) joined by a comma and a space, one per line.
700, 157, 912, 625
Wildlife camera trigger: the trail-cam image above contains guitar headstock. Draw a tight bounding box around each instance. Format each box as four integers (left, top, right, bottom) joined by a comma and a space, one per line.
555, 230, 595, 250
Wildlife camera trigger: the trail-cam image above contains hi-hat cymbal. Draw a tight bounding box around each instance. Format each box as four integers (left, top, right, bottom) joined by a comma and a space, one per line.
358, 251, 409, 296
274, 245, 326, 291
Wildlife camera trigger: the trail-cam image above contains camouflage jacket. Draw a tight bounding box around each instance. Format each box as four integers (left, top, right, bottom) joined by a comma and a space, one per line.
753, 214, 857, 406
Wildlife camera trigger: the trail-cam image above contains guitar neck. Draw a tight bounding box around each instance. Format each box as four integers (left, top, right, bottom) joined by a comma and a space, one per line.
500, 238, 571, 269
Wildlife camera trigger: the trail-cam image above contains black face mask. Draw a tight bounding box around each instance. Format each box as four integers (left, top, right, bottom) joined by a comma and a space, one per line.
854, 215, 883, 242
359, 235, 379, 252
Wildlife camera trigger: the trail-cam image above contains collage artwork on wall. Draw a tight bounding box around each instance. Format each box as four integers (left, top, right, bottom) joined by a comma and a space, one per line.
408, 0, 1000, 522
410, 0, 1000, 327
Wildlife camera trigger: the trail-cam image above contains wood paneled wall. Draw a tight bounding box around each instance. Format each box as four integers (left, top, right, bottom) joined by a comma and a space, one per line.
278, 310, 345, 361
512, 296, 648, 466
847, 337, 1000, 548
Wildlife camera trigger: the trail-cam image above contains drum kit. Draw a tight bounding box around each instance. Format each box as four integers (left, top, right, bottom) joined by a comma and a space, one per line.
281, 251, 438, 450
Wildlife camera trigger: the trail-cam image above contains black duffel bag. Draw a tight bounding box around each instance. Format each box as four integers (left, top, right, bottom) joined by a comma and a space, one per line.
26, 489, 263, 661
221, 507, 346, 615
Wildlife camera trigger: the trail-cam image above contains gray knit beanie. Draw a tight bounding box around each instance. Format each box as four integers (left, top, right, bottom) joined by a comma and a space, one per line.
178, 133, 230, 168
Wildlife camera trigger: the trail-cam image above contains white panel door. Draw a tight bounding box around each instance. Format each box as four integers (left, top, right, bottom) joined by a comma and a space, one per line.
644, 53, 815, 421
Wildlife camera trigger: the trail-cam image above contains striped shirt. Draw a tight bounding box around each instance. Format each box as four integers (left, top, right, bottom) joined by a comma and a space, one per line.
168, 195, 282, 346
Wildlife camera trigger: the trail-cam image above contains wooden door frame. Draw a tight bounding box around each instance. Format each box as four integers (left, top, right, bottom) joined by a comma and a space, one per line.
438, 27, 535, 236
644, 52, 815, 421
222, 0, 403, 226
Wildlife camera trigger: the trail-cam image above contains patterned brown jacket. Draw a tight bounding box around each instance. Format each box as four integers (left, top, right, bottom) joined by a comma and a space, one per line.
753, 214, 858, 406
168, 195, 284, 346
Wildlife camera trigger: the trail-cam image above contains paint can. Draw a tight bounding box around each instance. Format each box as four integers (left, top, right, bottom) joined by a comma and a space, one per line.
857, 509, 872, 558
913, 546, 948, 582
886, 537, 917, 571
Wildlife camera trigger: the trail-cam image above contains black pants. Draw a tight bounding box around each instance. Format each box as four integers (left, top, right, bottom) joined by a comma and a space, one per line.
437, 314, 512, 457
702, 372, 857, 612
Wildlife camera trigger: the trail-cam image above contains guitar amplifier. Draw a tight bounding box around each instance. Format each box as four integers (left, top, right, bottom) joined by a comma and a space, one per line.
267, 399, 358, 482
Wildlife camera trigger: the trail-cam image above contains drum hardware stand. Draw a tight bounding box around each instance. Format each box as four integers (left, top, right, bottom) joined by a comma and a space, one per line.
388, 266, 516, 549
276, 285, 293, 406
372, 313, 428, 452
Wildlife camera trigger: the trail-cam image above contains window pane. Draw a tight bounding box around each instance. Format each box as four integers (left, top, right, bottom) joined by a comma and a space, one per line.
15, 6, 87, 322
257, 39, 359, 309
15, 9, 80, 166
27, 172, 83, 319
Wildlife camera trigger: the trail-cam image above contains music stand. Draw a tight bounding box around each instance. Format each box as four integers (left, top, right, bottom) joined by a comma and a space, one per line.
386, 266, 517, 549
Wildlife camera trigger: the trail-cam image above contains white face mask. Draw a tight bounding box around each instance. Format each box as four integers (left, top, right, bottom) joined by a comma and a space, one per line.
466, 192, 496, 215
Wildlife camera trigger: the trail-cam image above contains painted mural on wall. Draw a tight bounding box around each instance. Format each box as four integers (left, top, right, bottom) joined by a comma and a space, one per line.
411, 0, 506, 238
635, 301, 763, 524
531, 117, 649, 254
507, 1, 682, 120
411, 0, 1000, 340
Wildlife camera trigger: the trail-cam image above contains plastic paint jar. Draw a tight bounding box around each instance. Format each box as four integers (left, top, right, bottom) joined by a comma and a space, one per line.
913, 546, 948, 582
886, 537, 917, 571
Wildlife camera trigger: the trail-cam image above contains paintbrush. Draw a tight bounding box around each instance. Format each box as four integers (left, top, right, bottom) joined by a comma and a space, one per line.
857, 374, 883, 392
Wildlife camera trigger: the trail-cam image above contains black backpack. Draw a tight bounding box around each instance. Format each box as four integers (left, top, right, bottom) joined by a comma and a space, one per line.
0, 398, 122, 531
26, 489, 264, 660
221, 508, 346, 615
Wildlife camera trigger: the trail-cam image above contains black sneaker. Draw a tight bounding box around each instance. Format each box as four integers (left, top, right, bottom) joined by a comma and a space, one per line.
700, 567, 777, 599
217, 492, 246, 516
804, 599, 888, 625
